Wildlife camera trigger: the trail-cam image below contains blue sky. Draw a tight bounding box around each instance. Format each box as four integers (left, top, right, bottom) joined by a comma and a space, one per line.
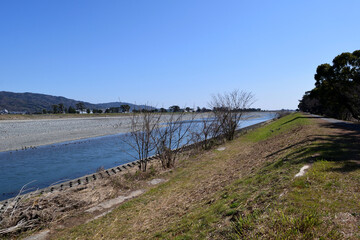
1, 1, 359, 110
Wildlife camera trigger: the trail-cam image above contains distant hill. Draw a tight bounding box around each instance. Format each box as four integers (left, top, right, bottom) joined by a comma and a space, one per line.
0, 91, 152, 113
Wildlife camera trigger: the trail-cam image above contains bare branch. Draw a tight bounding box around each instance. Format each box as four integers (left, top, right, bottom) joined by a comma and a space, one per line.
120, 110, 162, 171
209, 89, 255, 140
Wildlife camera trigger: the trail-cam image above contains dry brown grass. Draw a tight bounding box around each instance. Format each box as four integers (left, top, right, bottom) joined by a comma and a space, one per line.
0, 159, 166, 239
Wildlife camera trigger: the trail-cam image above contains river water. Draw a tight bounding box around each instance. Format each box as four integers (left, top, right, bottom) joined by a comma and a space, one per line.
0, 112, 276, 201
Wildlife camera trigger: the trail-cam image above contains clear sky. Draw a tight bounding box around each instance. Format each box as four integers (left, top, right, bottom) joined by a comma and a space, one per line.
1, 1, 359, 110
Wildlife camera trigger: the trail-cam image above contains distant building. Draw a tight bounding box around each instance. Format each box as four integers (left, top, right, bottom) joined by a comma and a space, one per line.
76, 110, 93, 114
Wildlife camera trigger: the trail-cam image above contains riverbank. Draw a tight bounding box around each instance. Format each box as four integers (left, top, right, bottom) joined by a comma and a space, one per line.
3, 113, 359, 239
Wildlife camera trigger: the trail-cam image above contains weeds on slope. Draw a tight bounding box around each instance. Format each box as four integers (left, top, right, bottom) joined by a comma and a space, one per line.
154, 114, 360, 239
228, 117, 360, 239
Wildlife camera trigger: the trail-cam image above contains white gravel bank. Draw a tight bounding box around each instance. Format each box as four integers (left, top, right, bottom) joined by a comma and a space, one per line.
0, 114, 208, 152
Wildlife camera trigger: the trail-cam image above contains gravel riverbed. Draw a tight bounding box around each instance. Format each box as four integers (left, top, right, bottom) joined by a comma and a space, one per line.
0, 114, 208, 152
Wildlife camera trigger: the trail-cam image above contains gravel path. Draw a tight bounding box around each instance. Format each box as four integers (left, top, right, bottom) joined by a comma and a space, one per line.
0, 114, 208, 152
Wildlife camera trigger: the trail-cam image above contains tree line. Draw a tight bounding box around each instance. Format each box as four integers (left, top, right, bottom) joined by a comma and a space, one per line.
40, 103, 132, 114
298, 50, 360, 121
40, 103, 260, 115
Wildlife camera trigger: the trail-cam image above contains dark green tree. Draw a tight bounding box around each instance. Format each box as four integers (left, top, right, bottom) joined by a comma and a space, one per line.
68, 106, 76, 114
298, 91, 322, 114
76, 102, 85, 111
120, 104, 130, 113
58, 103, 65, 113
52, 104, 59, 114
169, 105, 180, 112
299, 50, 360, 120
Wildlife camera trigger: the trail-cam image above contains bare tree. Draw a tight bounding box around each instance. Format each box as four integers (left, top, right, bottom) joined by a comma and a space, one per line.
153, 112, 196, 169
209, 90, 255, 140
121, 111, 162, 171
191, 116, 222, 150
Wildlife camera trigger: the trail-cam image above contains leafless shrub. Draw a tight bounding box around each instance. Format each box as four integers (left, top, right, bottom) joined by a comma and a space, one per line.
96, 166, 105, 173
122, 108, 198, 170
124, 165, 157, 181
191, 116, 222, 150
0, 182, 38, 235
0, 181, 86, 236
121, 111, 162, 172
153, 112, 197, 169
209, 90, 255, 141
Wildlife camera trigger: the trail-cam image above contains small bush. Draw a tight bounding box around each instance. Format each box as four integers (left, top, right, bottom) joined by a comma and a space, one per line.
124, 165, 157, 181
96, 166, 105, 172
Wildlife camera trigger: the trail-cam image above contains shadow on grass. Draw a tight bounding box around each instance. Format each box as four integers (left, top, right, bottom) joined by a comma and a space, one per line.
268, 120, 360, 173
280, 115, 321, 126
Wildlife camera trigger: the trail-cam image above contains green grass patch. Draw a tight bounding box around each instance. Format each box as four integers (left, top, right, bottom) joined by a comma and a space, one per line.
244, 112, 309, 142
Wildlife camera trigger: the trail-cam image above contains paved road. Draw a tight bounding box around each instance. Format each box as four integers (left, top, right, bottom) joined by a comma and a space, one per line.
310, 114, 360, 131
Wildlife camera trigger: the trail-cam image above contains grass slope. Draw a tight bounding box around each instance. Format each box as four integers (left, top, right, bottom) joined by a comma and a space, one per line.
51, 113, 360, 239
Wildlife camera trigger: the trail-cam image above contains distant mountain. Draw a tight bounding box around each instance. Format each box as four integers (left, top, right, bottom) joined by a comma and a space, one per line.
0, 91, 152, 113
